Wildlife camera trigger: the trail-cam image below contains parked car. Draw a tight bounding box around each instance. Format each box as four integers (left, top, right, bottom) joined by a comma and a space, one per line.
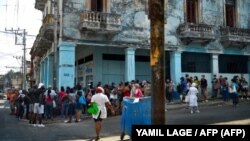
0, 90, 5, 99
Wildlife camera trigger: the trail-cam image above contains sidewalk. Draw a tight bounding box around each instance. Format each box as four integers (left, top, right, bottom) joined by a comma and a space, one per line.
166, 99, 226, 111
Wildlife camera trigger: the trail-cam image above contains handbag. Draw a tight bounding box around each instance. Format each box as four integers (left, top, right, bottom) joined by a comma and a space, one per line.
53, 100, 56, 108
229, 85, 236, 93
184, 95, 190, 103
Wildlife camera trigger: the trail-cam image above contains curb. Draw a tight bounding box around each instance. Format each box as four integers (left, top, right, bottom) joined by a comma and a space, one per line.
166, 99, 250, 111
166, 100, 226, 111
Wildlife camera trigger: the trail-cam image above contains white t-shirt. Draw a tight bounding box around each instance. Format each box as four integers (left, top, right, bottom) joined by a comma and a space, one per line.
91, 93, 109, 119
44, 89, 57, 96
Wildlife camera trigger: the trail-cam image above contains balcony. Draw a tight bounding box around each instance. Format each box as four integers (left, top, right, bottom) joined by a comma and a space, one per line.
220, 27, 250, 48
177, 23, 216, 45
31, 34, 52, 57
35, 0, 47, 11
79, 11, 121, 34
39, 14, 58, 41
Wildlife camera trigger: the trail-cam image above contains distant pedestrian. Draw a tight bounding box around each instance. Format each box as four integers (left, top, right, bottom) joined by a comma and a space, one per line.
200, 75, 208, 102
229, 78, 239, 107
188, 83, 200, 114
33, 83, 46, 127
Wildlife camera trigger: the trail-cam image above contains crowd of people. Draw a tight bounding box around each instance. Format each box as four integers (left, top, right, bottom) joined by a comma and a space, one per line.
6, 74, 249, 123
167, 74, 249, 114
5, 80, 152, 127
4, 75, 249, 140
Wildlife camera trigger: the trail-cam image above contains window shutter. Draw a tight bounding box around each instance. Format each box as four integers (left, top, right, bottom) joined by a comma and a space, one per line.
91, 0, 97, 11
187, 0, 197, 23
226, 5, 235, 27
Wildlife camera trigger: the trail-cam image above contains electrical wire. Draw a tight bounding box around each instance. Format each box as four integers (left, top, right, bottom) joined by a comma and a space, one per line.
0, 51, 23, 58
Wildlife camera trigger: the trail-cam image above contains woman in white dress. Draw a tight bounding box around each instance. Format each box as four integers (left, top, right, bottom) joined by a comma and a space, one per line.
188, 83, 200, 114
90, 87, 114, 141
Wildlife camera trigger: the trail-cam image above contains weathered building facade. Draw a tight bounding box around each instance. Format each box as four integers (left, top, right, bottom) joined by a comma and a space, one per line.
30, 0, 250, 91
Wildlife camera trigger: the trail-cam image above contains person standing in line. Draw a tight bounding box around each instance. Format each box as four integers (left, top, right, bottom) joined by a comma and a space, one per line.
221, 77, 229, 102
200, 75, 208, 102
230, 78, 239, 107
240, 78, 249, 100
33, 83, 46, 127
64, 88, 76, 123
212, 75, 220, 99
90, 87, 114, 141
57, 86, 66, 117
27, 85, 37, 124
133, 83, 143, 98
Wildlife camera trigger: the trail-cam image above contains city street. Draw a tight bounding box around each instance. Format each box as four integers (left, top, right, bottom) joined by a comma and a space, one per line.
0, 99, 250, 141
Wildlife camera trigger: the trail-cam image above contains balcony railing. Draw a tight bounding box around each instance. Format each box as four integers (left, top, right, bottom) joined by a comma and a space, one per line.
178, 23, 216, 45
80, 10, 121, 33
39, 14, 58, 41
221, 27, 250, 36
32, 35, 51, 57
220, 27, 250, 48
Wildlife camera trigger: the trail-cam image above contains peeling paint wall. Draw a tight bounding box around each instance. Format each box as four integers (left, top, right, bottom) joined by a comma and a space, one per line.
61, 0, 250, 47
165, 0, 184, 46
239, 0, 250, 28
202, 0, 224, 26
112, 0, 150, 43
62, 0, 84, 40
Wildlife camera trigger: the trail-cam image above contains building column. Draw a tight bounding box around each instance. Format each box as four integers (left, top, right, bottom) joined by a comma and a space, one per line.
58, 42, 76, 89
44, 58, 49, 87
48, 55, 54, 86
125, 48, 135, 82
248, 57, 250, 84
40, 61, 45, 84
211, 54, 219, 76
94, 48, 102, 85
170, 51, 182, 84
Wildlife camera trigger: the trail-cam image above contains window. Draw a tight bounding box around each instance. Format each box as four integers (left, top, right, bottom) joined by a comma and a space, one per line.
186, 62, 196, 72
86, 0, 110, 12
219, 55, 247, 73
103, 54, 125, 61
182, 52, 210, 73
225, 0, 236, 27
186, 0, 199, 23
91, 0, 103, 11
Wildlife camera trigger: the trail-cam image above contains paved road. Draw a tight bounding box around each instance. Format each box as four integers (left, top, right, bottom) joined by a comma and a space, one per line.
0, 99, 249, 141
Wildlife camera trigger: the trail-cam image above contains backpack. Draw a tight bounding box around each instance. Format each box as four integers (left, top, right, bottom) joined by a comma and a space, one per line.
177, 84, 182, 93
79, 95, 86, 105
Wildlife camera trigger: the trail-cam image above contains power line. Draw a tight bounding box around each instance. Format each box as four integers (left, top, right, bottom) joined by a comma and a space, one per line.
5, 28, 27, 90
0, 51, 23, 58
0, 30, 36, 37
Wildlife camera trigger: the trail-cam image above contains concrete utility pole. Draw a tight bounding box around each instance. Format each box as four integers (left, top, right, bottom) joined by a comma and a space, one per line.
149, 0, 166, 124
5, 28, 27, 90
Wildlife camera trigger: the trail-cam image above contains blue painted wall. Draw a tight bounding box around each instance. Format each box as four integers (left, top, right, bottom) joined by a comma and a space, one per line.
58, 42, 76, 89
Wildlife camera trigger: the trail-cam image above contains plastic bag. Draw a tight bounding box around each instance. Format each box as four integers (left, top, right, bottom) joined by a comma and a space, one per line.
87, 102, 99, 115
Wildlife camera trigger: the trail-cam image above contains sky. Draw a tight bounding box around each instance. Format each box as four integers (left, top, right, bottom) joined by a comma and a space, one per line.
0, 0, 42, 75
